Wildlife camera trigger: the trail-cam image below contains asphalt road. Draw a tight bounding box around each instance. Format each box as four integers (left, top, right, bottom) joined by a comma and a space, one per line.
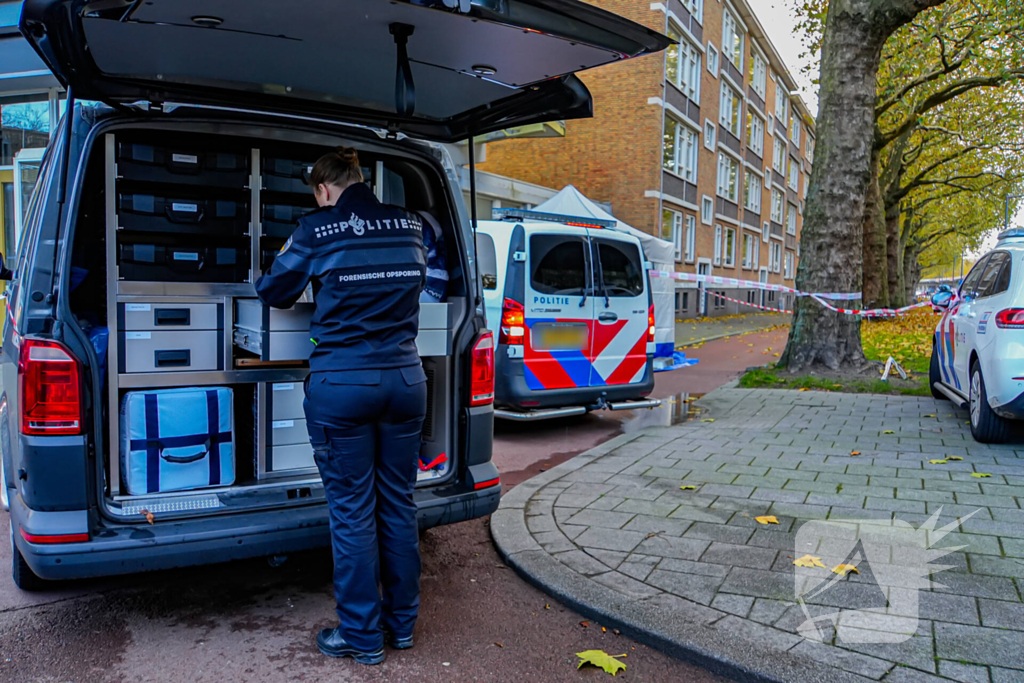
0, 327, 787, 683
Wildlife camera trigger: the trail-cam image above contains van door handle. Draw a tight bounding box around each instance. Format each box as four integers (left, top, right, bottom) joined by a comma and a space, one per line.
598, 312, 618, 323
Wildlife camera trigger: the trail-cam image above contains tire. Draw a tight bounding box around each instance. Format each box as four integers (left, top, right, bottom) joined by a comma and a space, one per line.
929, 345, 945, 401
969, 361, 1011, 444
10, 522, 47, 591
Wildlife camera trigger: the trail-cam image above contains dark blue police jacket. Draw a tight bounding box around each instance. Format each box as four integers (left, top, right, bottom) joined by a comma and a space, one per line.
255, 183, 425, 373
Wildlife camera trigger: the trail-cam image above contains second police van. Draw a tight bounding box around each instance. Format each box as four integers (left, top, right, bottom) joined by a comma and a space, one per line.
477, 210, 661, 420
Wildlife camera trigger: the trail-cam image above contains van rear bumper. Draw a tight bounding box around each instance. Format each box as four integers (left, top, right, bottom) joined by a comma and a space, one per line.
11, 483, 500, 581
494, 353, 655, 410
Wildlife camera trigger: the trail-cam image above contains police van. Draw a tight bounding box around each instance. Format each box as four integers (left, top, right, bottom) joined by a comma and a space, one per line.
1, 0, 670, 588
476, 210, 661, 420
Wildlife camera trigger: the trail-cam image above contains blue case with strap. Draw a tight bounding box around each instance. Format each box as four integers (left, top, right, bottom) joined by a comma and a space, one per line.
120, 387, 235, 496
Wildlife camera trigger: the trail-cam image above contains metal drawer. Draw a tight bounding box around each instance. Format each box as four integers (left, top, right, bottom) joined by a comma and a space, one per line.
268, 443, 316, 472
270, 382, 305, 420
121, 302, 222, 331
269, 417, 308, 447
236, 299, 313, 331
119, 330, 223, 373
234, 328, 315, 361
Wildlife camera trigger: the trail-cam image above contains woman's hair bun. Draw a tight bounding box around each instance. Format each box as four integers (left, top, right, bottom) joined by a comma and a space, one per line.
336, 147, 359, 165
309, 146, 364, 189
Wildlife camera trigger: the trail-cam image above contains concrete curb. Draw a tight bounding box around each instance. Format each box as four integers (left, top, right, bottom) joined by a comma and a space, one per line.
491, 387, 873, 683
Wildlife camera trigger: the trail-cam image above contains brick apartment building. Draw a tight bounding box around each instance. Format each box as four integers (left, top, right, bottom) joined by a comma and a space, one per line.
479, 0, 815, 318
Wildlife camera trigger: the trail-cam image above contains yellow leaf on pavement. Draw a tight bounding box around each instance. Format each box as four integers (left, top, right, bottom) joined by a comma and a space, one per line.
971, 473, 992, 478
923, 414, 936, 418
793, 555, 827, 569
883, 430, 895, 434
798, 388, 809, 392
576, 650, 627, 676
755, 516, 779, 525
948, 456, 963, 461
850, 451, 861, 456
701, 418, 715, 422
928, 459, 947, 464
832, 564, 859, 576
680, 485, 697, 490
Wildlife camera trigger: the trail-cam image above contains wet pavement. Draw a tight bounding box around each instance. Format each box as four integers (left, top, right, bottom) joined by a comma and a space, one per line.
0, 328, 788, 683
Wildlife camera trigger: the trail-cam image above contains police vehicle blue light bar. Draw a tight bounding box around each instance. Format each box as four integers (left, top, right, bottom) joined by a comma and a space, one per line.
997, 228, 1024, 242
491, 208, 618, 229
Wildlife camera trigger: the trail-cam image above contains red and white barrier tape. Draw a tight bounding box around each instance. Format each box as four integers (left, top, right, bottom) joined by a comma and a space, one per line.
708, 291, 793, 314
810, 296, 931, 317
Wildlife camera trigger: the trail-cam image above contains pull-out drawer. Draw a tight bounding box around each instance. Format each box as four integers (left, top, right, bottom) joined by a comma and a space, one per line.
269, 382, 305, 420
267, 443, 316, 473
118, 142, 249, 188
118, 194, 250, 237
118, 243, 250, 283
120, 302, 223, 331
269, 417, 308, 447
118, 330, 223, 373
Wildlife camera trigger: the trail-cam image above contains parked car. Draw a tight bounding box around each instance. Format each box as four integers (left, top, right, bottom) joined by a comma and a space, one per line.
930, 228, 1024, 442
3, 0, 670, 589
476, 210, 659, 421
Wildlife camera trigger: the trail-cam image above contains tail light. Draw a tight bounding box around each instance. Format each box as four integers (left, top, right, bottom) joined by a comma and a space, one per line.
18, 338, 83, 435
470, 331, 495, 406
996, 308, 1024, 328
648, 304, 656, 342
499, 298, 525, 346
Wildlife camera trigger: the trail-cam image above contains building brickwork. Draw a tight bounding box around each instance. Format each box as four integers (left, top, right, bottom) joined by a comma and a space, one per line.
479, 0, 815, 319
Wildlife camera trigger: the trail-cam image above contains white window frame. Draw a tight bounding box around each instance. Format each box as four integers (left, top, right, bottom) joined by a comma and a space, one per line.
706, 42, 719, 77
787, 203, 798, 235
772, 135, 786, 174
762, 220, 770, 243
704, 119, 716, 150
775, 81, 788, 121
770, 243, 782, 273
746, 109, 764, 157
742, 232, 756, 269
722, 9, 743, 71
663, 115, 699, 183
667, 24, 702, 102
723, 227, 736, 267
701, 195, 714, 225
743, 169, 762, 213
791, 115, 802, 147
770, 189, 784, 223
719, 82, 742, 138
682, 0, 703, 22
764, 165, 772, 184
807, 136, 815, 164
788, 156, 799, 191
750, 49, 767, 99
685, 214, 696, 263
714, 224, 722, 265
662, 208, 684, 262
717, 152, 739, 203
784, 250, 795, 280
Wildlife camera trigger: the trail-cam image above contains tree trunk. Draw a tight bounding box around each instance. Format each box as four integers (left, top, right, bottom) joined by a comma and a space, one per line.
903, 243, 922, 303
862, 148, 889, 309
885, 202, 906, 308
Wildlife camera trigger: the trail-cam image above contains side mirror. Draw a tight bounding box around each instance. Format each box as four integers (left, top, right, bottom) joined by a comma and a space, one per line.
931, 286, 954, 310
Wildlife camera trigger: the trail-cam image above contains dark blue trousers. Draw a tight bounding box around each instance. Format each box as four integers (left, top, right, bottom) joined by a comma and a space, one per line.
305, 366, 427, 652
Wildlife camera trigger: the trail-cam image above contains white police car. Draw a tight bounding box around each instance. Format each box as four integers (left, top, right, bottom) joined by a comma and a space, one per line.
930, 228, 1024, 442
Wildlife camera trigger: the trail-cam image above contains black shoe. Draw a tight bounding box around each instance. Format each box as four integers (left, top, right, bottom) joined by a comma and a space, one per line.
316, 627, 385, 665
382, 627, 414, 650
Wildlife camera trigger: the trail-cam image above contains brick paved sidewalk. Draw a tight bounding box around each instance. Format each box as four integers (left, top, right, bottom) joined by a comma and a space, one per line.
491, 387, 1024, 683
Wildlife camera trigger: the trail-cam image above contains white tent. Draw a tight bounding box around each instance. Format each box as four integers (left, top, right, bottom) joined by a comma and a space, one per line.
533, 186, 676, 363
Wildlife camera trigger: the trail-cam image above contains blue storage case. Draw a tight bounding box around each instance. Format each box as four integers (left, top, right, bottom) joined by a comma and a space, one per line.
120, 387, 235, 496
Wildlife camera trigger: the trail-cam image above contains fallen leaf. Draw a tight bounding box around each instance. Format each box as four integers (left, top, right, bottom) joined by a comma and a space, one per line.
850, 451, 861, 456
701, 418, 715, 422
928, 459, 948, 464
755, 515, 779, 525
948, 456, 963, 461
679, 485, 697, 490
924, 414, 936, 418
832, 564, 859, 576
613, 629, 621, 635
602, 627, 607, 633
544, 604, 550, 610
140, 509, 155, 525
576, 650, 627, 676
883, 430, 895, 434
580, 621, 590, 628
798, 387, 809, 392
971, 473, 992, 478
494, 642, 504, 648
835, 484, 843, 493
793, 555, 827, 569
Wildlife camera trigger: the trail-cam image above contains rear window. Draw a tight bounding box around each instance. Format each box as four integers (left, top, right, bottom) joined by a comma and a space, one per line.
530, 235, 588, 295
595, 239, 644, 297
977, 251, 1010, 298
476, 232, 498, 290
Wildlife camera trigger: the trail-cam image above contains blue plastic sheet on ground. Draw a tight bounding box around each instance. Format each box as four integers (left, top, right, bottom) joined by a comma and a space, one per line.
654, 350, 699, 373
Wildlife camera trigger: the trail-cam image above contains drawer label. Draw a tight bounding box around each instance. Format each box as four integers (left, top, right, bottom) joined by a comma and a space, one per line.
126, 332, 151, 340
272, 420, 294, 429
125, 303, 151, 312
273, 383, 295, 391
172, 153, 199, 164
172, 202, 199, 213
173, 252, 200, 261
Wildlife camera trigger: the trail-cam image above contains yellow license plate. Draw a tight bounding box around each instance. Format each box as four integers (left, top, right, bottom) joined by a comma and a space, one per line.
535, 325, 588, 351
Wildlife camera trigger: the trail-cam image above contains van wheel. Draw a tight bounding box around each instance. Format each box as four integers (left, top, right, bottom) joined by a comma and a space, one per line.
929, 345, 945, 401
969, 361, 1011, 444
10, 522, 47, 592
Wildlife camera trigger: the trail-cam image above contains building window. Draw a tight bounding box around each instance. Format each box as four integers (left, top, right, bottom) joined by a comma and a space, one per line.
682, 0, 703, 22
719, 83, 742, 138
788, 156, 799, 191
762, 220, 770, 243
790, 114, 802, 146
787, 203, 798, 235
685, 214, 696, 263
784, 250, 795, 279
764, 165, 772, 184
723, 227, 736, 267
667, 25, 702, 101
1, 94, 56, 167
775, 82, 788, 121
772, 135, 786, 174
750, 51, 767, 99
704, 120, 716, 150
770, 242, 782, 273
771, 189, 784, 223
743, 170, 762, 213
661, 208, 683, 262
742, 232, 756, 269
663, 116, 698, 182
722, 9, 743, 72
706, 43, 719, 77
746, 111, 764, 157
716, 153, 739, 203
714, 224, 722, 265
807, 136, 815, 164
701, 196, 713, 225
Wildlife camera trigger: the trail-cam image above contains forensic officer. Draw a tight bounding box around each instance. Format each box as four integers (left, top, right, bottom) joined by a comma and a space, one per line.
255, 147, 427, 665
